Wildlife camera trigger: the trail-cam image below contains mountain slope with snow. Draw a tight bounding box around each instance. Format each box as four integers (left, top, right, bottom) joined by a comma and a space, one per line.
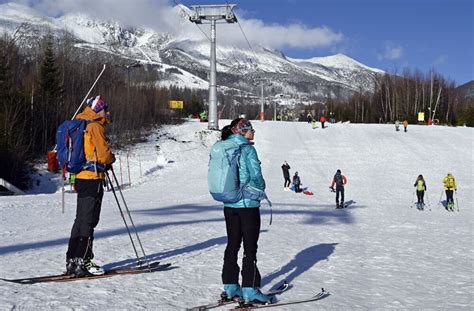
0, 120, 472, 309
0, 2, 384, 99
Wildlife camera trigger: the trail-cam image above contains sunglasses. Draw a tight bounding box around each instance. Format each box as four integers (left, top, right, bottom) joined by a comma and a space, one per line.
240, 125, 254, 132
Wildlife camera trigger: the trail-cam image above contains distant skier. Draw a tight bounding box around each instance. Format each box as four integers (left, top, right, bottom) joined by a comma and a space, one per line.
293, 171, 301, 193
307, 113, 313, 123
329, 111, 336, 124
403, 120, 408, 132
395, 120, 400, 131
281, 161, 291, 190
320, 115, 326, 129
311, 119, 317, 129
443, 172, 457, 210
413, 174, 427, 208
330, 169, 347, 208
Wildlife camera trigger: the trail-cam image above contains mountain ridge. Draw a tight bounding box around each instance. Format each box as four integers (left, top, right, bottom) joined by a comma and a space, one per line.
0, 2, 385, 100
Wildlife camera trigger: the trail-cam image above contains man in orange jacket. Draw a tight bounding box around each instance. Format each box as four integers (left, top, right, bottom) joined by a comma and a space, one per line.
66, 95, 115, 276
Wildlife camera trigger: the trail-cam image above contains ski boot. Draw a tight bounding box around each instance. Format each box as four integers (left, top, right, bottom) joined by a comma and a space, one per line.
66, 258, 76, 275
242, 287, 271, 305
222, 284, 242, 301
83, 259, 105, 275
74, 258, 104, 276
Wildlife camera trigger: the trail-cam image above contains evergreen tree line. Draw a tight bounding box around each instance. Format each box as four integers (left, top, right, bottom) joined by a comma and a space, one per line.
0, 32, 205, 189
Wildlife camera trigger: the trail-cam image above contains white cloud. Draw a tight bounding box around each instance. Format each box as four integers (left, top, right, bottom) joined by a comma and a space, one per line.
378, 41, 403, 60
13, 0, 344, 50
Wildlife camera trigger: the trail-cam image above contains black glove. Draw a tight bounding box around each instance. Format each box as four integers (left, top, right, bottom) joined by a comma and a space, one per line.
105, 163, 113, 171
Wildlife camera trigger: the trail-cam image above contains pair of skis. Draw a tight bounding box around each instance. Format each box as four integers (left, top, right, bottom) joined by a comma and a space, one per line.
0, 260, 171, 284
189, 281, 329, 310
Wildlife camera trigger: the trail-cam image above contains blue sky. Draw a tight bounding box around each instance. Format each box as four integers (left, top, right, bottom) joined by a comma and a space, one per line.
234, 0, 474, 85
7, 0, 473, 85
183, 0, 473, 85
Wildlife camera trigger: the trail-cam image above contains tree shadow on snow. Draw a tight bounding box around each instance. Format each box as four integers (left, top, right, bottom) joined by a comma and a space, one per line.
0, 201, 355, 257
0, 207, 223, 256
262, 243, 338, 289
103, 229, 269, 270
102, 235, 227, 270
267, 201, 365, 225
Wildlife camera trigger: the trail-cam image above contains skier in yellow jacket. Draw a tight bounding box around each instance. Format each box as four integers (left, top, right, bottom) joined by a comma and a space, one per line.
443, 173, 457, 210
413, 175, 427, 209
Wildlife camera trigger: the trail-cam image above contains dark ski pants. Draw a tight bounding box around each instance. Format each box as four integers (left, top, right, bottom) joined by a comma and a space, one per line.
66, 179, 103, 261
222, 207, 262, 288
284, 176, 291, 188
445, 190, 454, 203
294, 184, 301, 193
416, 190, 425, 204
336, 186, 344, 205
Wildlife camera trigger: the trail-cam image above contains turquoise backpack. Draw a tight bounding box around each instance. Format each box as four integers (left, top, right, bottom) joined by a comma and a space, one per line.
208, 139, 271, 205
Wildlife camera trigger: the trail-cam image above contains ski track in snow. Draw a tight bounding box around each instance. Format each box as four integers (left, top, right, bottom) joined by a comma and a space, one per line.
0, 120, 472, 309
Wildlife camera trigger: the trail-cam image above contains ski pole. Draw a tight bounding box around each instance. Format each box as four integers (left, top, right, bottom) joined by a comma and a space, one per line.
105, 171, 142, 267
411, 189, 416, 208
110, 166, 152, 270
455, 192, 459, 212
71, 64, 106, 120
437, 190, 444, 208
425, 191, 431, 211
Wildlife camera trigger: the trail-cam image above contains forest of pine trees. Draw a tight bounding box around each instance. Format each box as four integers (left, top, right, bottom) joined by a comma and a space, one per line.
0, 31, 207, 188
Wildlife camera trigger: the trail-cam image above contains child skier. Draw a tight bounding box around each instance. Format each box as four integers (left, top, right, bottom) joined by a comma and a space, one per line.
292, 171, 301, 193
413, 174, 427, 209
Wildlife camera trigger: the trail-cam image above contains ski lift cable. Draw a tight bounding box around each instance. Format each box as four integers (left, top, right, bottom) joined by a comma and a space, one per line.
227, 2, 260, 72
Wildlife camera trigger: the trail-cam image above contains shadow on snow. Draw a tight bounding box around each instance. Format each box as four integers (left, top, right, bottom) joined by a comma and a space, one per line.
0, 202, 360, 256
263, 243, 338, 289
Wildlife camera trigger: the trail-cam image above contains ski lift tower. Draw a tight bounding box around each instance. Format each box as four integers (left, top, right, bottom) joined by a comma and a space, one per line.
189, 4, 237, 130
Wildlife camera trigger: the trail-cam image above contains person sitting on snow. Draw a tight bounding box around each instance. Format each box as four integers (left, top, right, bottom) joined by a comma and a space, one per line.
293, 171, 302, 193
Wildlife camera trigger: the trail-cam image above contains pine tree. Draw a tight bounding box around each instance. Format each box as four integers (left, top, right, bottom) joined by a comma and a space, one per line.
38, 35, 63, 151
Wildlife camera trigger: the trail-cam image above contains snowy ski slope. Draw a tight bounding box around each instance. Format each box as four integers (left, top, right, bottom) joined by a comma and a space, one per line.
0, 120, 472, 309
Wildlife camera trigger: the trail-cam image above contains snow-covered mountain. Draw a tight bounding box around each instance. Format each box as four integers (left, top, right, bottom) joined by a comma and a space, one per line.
0, 2, 385, 100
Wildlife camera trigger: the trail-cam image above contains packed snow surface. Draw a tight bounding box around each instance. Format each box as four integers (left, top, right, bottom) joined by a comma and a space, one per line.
0, 120, 472, 309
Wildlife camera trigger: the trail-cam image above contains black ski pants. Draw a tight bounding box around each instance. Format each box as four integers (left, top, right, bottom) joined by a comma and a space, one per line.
294, 183, 301, 193
416, 190, 425, 204
445, 190, 454, 203
284, 176, 291, 188
222, 207, 262, 288
66, 179, 103, 261
336, 186, 345, 205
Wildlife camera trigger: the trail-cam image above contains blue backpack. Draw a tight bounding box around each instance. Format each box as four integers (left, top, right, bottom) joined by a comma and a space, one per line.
56, 120, 102, 174
207, 139, 271, 205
